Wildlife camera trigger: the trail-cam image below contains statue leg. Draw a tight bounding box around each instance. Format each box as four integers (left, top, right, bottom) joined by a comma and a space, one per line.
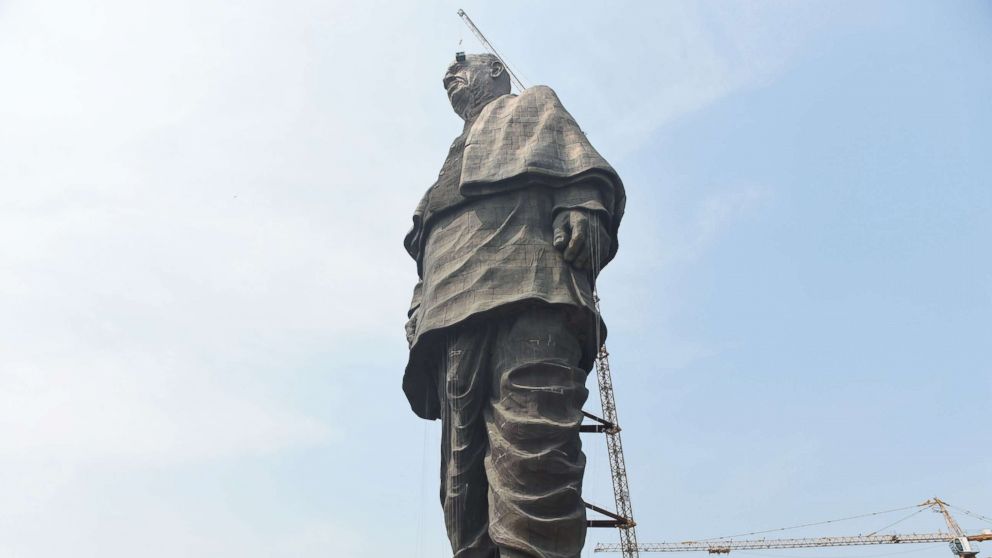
485, 306, 589, 558
438, 326, 500, 558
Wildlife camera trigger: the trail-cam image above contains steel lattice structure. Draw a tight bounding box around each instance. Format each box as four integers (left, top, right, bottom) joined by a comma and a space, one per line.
595, 498, 992, 557
591, 343, 640, 557
595, 532, 961, 553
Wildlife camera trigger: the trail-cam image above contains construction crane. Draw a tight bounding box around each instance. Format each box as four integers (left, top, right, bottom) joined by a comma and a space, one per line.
595, 498, 992, 557
454, 13, 989, 558
455, 10, 640, 556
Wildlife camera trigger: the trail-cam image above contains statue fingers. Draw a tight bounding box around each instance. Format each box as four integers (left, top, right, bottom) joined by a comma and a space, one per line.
563, 216, 588, 262
404, 317, 417, 347
552, 211, 571, 251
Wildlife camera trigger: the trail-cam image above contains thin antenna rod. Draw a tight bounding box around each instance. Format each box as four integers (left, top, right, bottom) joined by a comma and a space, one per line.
457, 9, 527, 92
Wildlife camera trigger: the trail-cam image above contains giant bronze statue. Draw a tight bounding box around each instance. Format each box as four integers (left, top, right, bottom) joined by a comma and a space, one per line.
403, 53, 625, 558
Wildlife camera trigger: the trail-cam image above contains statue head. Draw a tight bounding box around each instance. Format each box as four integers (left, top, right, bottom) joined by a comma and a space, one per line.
443, 52, 511, 121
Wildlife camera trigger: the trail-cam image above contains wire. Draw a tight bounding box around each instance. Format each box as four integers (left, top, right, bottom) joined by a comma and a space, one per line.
698, 504, 926, 542
734, 543, 943, 558
865, 507, 928, 536
946, 502, 992, 527
417, 415, 430, 557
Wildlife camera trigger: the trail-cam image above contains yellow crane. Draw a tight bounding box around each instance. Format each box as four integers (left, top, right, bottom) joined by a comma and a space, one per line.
596, 498, 992, 557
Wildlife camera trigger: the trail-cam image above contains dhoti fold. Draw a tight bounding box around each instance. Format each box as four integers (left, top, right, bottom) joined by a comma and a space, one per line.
432, 304, 589, 558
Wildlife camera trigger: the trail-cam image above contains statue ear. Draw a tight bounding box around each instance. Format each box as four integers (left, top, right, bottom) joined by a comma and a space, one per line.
490, 60, 505, 79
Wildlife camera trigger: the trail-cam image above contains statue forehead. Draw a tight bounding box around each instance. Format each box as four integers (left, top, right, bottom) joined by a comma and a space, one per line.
446, 53, 496, 73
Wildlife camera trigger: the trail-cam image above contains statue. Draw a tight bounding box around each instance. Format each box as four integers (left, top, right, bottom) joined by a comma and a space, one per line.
403, 52, 626, 558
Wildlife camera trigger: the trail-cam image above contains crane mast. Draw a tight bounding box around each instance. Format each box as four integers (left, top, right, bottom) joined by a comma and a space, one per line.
932, 497, 982, 558
590, 342, 640, 557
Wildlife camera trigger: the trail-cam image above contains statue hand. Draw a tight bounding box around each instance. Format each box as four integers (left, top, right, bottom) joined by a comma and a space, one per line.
553, 209, 610, 270
405, 312, 418, 348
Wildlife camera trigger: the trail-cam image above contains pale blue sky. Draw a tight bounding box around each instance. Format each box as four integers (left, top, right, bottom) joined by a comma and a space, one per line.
1, 1, 989, 557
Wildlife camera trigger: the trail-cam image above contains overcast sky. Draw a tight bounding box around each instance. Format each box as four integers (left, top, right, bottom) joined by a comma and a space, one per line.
1, 1, 990, 557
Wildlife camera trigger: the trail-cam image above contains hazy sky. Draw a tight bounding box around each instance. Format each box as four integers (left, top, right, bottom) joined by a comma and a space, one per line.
1, 1, 990, 557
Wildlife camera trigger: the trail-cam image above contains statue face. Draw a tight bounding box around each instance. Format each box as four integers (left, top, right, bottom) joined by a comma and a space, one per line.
443, 55, 508, 121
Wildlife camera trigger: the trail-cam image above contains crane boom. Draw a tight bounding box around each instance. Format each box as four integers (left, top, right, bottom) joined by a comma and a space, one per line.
456, 9, 526, 92
595, 532, 992, 553
595, 498, 992, 557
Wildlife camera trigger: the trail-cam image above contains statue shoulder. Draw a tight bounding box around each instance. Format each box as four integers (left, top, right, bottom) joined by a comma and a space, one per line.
483, 86, 562, 112
517, 85, 562, 106
475, 86, 565, 124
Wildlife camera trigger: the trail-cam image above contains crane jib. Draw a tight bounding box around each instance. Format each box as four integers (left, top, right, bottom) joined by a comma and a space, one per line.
596, 498, 992, 556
